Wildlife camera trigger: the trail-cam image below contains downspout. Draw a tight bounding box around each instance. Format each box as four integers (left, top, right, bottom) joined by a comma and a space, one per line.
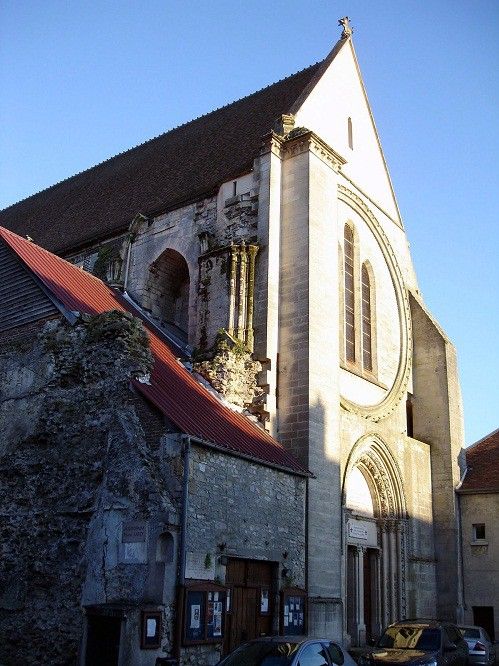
456, 491, 465, 622
305, 476, 309, 628
123, 212, 148, 293
123, 231, 134, 294
455, 469, 467, 623
179, 435, 190, 586
175, 434, 191, 661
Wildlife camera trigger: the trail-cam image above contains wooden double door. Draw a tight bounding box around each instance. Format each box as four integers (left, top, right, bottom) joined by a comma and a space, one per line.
223, 558, 277, 655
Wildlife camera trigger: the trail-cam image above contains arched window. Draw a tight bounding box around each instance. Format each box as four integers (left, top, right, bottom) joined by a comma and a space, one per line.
347, 117, 353, 150
145, 248, 190, 339
344, 225, 355, 363
361, 263, 373, 372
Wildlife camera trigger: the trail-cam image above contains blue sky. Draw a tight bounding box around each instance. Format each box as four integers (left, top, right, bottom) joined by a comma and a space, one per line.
1, 1, 498, 445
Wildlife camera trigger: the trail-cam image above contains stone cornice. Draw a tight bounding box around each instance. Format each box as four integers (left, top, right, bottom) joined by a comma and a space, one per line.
260, 131, 285, 158
281, 129, 347, 172
260, 129, 347, 173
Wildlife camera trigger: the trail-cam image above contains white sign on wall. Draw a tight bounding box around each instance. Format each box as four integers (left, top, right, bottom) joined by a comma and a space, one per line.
348, 522, 368, 540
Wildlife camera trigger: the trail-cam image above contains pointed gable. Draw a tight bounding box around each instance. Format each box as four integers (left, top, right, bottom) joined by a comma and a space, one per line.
292, 38, 402, 225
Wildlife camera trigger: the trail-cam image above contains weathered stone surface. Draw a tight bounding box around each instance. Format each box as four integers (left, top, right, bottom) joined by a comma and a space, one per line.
193, 332, 263, 409
0, 311, 176, 665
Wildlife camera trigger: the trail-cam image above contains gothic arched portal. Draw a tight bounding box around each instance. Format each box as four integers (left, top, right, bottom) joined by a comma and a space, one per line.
343, 436, 408, 647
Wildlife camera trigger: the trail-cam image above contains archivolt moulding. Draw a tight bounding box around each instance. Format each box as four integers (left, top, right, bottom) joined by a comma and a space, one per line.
342, 434, 407, 519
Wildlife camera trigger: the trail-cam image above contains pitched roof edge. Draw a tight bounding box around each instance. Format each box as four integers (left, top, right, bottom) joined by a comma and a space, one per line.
348, 38, 404, 226
466, 427, 499, 451
0, 63, 322, 215
0, 224, 310, 477
182, 434, 312, 478
288, 38, 346, 116
457, 487, 499, 495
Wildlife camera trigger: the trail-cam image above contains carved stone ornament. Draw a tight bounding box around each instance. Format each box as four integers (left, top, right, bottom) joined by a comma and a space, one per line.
281, 129, 346, 172
338, 17, 353, 39
338, 186, 412, 421
343, 434, 407, 520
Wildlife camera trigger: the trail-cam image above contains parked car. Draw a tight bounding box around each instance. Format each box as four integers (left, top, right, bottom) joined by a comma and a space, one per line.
458, 625, 496, 666
216, 636, 357, 666
357, 620, 468, 666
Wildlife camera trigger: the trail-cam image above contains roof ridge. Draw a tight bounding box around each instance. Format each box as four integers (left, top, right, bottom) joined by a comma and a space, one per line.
0, 60, 322, 213
467, 427, 499, 450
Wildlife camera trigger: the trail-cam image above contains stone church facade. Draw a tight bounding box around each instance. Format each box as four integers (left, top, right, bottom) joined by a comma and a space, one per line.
0, 22, 465, 664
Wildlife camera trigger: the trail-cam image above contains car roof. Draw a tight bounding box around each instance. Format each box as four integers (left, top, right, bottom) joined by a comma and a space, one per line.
391, 620, 441, 628
246, 636, 338, 644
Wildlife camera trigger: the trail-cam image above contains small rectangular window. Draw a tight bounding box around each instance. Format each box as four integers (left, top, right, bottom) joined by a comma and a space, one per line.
406, 394, 414, 438
473, 523, 486, 540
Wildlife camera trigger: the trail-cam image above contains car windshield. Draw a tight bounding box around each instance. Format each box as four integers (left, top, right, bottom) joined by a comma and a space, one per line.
378, 627, 441, 651
460, 628, 480, 639
220, 641, 301, 666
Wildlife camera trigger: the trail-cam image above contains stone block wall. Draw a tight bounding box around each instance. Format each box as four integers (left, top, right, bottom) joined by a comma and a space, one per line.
410, 292, 465, 621
186, 446, 306, 584
460, 492, 499, 639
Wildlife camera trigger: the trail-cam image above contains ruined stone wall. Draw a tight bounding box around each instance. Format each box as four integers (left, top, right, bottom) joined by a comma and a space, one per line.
0, 311, 182, 665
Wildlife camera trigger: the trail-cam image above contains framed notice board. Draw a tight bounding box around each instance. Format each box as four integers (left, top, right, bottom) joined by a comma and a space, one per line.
140, 610, 162, 649
183, 583, 227, 645
281, 588, 306, 636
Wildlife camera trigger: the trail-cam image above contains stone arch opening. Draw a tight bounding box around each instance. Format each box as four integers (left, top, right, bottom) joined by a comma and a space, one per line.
156, 532, 174, 564
145, 249, 190, 339
343, 436, 408, 647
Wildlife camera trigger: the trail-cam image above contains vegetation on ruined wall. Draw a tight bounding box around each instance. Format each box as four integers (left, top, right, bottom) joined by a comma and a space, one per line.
193, 329, 263, 410
0, 311, 163, 665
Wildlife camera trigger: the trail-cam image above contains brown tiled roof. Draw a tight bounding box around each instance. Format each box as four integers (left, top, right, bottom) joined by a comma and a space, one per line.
0, 226, 309, 476
459, 429, 499, 493
0, 62, 323, 255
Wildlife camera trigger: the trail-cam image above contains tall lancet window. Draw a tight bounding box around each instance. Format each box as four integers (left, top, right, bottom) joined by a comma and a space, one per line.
347, 117, 353, 150
344, 225, 355, 362
361, 263, 373, 372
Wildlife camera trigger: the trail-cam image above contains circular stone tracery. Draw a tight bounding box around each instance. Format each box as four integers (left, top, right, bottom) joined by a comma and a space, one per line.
338, 185, 412, 421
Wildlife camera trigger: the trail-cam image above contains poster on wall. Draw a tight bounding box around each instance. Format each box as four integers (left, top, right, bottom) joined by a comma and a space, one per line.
260, 589, 269, 614
191, 605, 201, 629
185, 591, 205, 641
141, 611, 161, 649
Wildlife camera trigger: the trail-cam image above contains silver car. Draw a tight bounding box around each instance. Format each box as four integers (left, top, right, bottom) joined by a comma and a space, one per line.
458, 625, 496, 666
216, 636, 357, 666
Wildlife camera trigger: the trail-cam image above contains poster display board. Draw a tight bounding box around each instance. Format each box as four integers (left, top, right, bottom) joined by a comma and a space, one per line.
281, 589, 306, 636
184, 585, 226, 644
141, 610, 162, 649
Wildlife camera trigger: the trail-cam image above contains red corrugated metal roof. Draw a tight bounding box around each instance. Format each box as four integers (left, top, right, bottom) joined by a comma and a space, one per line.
0, 226, 308, 475
459, 429, 499, 493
